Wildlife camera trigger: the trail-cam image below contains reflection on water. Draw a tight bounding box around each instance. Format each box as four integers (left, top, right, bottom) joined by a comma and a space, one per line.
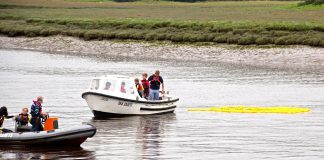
0, 49, 324, 159
89, 113, 176, 159
0, 146, 95, 160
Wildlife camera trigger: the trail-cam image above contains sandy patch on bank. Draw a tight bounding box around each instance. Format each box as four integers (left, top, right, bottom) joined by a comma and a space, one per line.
0, 36, 323, 69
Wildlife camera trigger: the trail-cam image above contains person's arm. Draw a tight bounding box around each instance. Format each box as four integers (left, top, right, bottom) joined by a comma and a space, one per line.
161, 77, 164, 94
14, 114, 19, 122
0, 116, 4, 127
148, 75, 153, 81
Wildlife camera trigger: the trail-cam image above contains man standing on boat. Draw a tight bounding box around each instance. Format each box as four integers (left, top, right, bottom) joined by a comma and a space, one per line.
30, 96, 47, 131
148, 70, 164, 100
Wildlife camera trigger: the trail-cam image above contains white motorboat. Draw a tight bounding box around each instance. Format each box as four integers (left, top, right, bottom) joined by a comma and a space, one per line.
82, 75, 179, 117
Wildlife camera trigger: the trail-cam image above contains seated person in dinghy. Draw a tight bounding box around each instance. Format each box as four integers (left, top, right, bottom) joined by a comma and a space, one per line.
15, 107, 30, 126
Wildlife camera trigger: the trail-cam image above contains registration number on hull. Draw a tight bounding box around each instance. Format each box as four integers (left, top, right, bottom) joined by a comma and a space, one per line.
0, 133, 13, 138
118, 101, 133, 107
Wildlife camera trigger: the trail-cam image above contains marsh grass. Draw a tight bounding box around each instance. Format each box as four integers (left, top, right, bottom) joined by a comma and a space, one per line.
0, 0, 323, 46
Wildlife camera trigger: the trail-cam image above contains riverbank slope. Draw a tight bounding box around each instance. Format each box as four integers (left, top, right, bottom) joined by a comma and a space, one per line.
1, 36, 323, 70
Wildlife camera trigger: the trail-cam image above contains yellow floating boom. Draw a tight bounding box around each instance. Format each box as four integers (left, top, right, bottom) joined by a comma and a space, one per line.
188, 106, 310, 114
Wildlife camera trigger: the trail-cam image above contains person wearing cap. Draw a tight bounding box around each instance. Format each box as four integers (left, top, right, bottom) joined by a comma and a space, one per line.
148, 70, 164, 100
30, 96, 47, 131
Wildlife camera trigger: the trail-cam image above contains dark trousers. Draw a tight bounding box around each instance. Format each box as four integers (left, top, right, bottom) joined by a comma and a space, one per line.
31, 117, 43, 131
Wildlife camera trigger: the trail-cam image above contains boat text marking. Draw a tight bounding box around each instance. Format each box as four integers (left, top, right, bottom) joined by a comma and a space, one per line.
118, 101, 133, 107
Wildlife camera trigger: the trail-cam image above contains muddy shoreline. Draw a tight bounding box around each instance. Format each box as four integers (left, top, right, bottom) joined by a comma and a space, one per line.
0, 35, 323, 70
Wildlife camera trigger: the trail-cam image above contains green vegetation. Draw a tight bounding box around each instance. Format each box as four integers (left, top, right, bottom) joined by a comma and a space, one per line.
299, 0, 324, 5
0, 0, 323, 47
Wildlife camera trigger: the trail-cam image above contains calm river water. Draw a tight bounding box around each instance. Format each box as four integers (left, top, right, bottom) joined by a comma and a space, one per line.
0, 49, 324, 160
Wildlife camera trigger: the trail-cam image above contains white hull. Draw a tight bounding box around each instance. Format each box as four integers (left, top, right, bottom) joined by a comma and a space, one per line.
82, 92, 179, 117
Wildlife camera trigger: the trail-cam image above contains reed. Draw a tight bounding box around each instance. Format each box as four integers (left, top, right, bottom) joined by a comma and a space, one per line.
0, 0, 323, 46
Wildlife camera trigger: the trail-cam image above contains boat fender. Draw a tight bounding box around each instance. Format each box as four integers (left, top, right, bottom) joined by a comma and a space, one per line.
136, 96, 139, 101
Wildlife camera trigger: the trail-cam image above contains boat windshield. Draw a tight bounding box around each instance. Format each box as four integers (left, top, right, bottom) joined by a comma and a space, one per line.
90, 79, 100, 90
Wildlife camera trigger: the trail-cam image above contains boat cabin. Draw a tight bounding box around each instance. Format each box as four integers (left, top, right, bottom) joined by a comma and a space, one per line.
88, 75, 145, 100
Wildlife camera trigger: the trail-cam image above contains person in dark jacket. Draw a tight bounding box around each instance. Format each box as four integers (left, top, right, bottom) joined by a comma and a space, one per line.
0, 106, 13, 133
30, 96, 47, 131
148, 70, 164, 100
0, 106, 9, 128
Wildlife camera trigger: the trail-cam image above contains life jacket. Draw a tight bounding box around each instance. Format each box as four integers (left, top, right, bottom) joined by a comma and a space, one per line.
136, 83, 144, 91
33, 100, 43, 115
150, 75, 161, 86
136, 83, 144, 97
141, 79, 150, 90
31, 100, 42, 125
17, 113, 29, 126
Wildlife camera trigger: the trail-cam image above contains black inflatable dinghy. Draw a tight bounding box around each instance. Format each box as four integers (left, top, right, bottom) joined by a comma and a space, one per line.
0, 123, 96, 146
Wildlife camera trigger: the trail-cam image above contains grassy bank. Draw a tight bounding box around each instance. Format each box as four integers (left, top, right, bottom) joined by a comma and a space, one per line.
0, 0, 323, 47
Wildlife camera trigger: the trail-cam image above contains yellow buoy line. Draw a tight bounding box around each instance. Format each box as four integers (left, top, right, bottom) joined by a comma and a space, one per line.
187, 106, 310, 114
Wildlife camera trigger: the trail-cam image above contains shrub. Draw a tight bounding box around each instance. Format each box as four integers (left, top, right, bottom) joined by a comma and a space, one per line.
112, 0, 139, 2
319, 40, 324, 47
233, 29, 249, 35
227, 35, 239, 44
103, 32, 116, 39
213, 35, 227, 43
182, 34, 198, 42
274, 37, 289, 45
166, 0, 207, 2
238, 36, 256, 45
302, 38, 321, 46
170, 35, 183, 42
205, 34, 216, 42
155, 33, 167, 41
144, 33, 158, 41
299, 0, 324, 5
115, 32, 131, 39
255, 37, 273, 45
84, 31, 99, 40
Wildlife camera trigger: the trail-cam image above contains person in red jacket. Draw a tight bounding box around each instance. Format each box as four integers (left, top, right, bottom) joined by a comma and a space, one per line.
141, 73, 150, 99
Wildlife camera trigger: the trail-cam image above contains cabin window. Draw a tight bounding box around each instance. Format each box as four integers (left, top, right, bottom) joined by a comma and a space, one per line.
119, 81, 134, 95
90, 79, 100, 90
103, 80, 116, 91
